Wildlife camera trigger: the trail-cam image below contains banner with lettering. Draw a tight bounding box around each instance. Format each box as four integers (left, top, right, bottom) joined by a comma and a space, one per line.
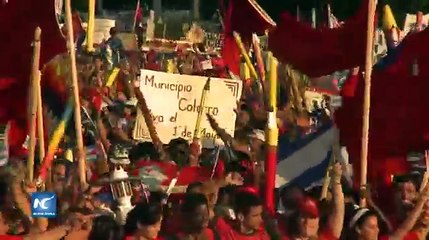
133, 70, 243, 148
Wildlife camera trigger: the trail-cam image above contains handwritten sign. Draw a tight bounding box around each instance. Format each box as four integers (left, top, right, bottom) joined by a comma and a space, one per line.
133, 70, 242, 148
92, 19, 116, 44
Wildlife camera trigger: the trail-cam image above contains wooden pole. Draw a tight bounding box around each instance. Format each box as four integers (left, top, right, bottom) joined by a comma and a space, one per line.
65, 0, 87, 187
360, 0, 376, 207
27, 27, 42, 183
36, 71, 45, 163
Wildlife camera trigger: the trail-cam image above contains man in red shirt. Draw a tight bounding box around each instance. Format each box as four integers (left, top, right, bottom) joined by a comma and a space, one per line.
215, 191, 270, 240
176, 193, 215, 240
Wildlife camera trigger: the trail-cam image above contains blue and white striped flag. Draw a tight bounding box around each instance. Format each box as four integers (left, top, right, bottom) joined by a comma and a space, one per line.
276, 125, 335, 189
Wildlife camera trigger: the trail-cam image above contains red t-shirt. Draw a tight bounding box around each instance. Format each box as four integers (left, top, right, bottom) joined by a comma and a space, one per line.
379, 232, 419, 240
215, 217, 270, 240
176, 228, 214, 240
0, 236, 23, 240
281, 228, 337, 240
125, 236, 164, 240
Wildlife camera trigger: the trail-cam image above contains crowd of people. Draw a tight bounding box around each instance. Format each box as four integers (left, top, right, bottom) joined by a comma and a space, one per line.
1, 14, 429, 240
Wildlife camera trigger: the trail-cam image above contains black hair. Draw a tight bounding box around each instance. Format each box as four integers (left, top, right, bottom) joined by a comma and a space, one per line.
393, 173, 421, 191
167, 138, 190, 165
233, 191, 262, 216
279, 183, 305, 210
124, 202, 163, 235
109, 27, 117, 36
88, 215, 123, 240
186, 182, 203, 193
217, 185, 238, 205
128, 142, 159, 162
343, 209, 379, 240
181, 193, 208, 213
148, 191, 167, 204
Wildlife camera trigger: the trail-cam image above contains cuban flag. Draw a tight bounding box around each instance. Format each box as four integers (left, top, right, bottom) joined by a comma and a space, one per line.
275, 124, 335, 189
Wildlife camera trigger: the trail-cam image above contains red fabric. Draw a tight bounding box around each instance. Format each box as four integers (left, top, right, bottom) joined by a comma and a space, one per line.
87, 88, 103, 112
176, 228, 215, 240
268, 0, 369, 77
133, 0, 142, 28
125, 236, 164, 240
336, 28, 429, 191
222, 0, 275, 76
72, 11, 84, 42
176, 166, 212, 185
379, 233, 418, 240
0, 0, 66, 157
216, 217, 270, 240
0, 236, 23, 240
281, 229, 337, 240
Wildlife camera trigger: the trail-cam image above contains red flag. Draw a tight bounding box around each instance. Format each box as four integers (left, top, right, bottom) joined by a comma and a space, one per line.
0, 0, 67, 157
176, 166, 212, 185
133, 0, 142, 30
221, 0, 275, 76
335, 28, 429, 192
268, 0, 369, 77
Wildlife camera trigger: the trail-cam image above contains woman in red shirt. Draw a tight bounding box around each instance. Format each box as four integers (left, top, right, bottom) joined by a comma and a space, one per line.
124, 202, 164, 240
346, 207, 423, 240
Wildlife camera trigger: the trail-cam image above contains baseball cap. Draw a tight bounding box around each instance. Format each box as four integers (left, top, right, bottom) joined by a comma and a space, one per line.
298, 197, 320, 218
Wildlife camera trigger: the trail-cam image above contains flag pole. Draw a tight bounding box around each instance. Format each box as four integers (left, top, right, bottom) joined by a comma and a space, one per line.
132, 0, 141, 32
65, 0, 87, 187
27, 27, 42, 183
265, 52, 278, 214
36, 71, 45, 170
360, 0, 376, 207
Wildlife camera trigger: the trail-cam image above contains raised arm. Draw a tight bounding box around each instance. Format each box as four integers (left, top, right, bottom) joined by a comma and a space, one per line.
390, 185, 429, 240
328, 163, 345, 238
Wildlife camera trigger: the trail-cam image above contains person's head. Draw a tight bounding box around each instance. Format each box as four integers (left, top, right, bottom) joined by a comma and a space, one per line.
181, 193, 210, 233
52, 160, 70, 195
348, 208, 379, 240
201, 181, 219, 209
128, 142, 159, 163
52, 159, 68, 183
233, 191, 264, 233
218, 185, 238, 206
287, 196, 320, 238
280, 184, 305, 212
66, 207, 93, 231
0, 208, 30, 235
248, 129, 265, 151
186, 182, 203, 194
93, 55, 103, 69
124, 202, 163, 238
394, 174, 419, 208
167, 138, 190, 166
88, 215, 123, 240
109, 27, 118, 37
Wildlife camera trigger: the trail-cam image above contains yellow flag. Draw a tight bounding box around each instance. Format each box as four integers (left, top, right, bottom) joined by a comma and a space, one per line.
106, 67, 120, 87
